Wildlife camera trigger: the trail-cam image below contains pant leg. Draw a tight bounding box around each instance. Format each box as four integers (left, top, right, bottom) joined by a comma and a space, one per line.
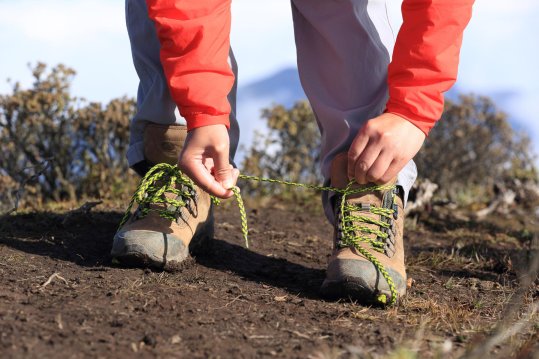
125, 0, 240, 167
291, 0, 417, 223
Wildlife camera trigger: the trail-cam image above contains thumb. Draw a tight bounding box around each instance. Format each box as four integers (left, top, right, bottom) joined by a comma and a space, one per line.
213, 150, 236, 190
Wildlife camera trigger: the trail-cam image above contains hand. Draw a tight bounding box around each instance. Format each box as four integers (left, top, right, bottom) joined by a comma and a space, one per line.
179, 124, 239, 199
348, 113, 426, 184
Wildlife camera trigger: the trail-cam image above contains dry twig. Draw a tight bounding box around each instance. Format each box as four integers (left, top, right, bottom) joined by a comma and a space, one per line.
2, 157, 53, 215
40, 272, 68, 289
462, 234, 539, 358
61, 200, 103, 225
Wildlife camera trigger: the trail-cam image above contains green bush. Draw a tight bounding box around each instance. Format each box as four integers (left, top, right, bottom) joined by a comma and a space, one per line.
241, 101, 322, 200
1, 64, 536, 211
241, 96, 538, 207
415, 95, 538, 206
0, 63, 137, 208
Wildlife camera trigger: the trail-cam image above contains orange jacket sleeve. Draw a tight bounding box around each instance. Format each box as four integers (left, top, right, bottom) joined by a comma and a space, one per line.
385, 0, 475, 135
145, 0, 233, 130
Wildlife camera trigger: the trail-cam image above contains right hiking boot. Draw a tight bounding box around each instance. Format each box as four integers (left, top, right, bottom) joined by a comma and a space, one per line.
111, 124, 214, 270
320, 153, 407, 306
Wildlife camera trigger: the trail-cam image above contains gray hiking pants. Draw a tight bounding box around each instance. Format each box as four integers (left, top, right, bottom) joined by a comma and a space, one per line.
125, 0, 417, 223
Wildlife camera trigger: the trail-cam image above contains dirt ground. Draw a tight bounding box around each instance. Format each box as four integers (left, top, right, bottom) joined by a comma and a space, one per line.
0, 199, 537, 359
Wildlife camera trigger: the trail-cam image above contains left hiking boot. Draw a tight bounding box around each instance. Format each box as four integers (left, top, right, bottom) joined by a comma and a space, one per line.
111, 164, 214, 271
320, 153, 406, 306
111, 124, 214, 270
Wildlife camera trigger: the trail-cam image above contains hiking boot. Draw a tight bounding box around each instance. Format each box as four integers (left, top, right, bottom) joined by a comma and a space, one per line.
111, 124, 214, 270
320, 153, 406, 306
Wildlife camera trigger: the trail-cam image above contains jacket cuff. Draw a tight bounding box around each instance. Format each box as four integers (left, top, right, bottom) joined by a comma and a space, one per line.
184, 113, 231, 131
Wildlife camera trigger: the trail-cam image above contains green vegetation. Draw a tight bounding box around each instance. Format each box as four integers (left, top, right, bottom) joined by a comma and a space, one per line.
415, 95, 538, 206
242, 97, 538, 209
0, 63, 136, 211
1, 63, 537, 213
241, 101, 322, 201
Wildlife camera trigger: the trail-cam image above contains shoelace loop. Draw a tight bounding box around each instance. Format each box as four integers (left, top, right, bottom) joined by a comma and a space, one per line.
118, 163, 398, 306
117, 163, 203, 230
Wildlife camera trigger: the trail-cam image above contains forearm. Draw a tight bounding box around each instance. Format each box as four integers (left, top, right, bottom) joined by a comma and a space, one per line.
385, 0, 475, 135
146, 0, 234, 130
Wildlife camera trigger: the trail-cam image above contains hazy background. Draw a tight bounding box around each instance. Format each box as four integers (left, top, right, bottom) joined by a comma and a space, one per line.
0, 0, 537, 162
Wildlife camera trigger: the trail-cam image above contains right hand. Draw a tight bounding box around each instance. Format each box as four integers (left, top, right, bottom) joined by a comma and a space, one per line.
179, 124, 239, 199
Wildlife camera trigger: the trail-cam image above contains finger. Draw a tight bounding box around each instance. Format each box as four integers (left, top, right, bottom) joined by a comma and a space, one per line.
347, 127, 370, 180
180, 159, 232, 199
212, 147, 236, 190
366, 150, 393, 184
210, 164, 239, 191
230, 167, 240, 188
380, 157, 407, 184
354, 141, 381, 184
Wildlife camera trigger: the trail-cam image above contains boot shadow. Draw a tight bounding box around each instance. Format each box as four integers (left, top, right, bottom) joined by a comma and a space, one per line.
0, 210, 121, 267
0, 210, 326, 299
195, 237, 326, 300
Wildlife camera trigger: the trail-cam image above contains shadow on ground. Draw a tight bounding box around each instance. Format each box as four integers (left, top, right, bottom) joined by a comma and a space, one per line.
0, 210, 325, 299
0, 205, 537, 358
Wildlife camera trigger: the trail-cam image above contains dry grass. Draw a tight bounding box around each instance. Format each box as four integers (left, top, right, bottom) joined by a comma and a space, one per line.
308, 219, 538, 359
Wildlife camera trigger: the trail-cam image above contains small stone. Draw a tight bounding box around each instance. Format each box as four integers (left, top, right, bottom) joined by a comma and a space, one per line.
479, 280, 499, 290
170, 335, 182, 344
442, 339, 453, 353
291, 298, 303, 305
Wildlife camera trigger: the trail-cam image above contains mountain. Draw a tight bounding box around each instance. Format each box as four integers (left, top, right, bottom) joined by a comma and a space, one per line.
239, 67, 305, 104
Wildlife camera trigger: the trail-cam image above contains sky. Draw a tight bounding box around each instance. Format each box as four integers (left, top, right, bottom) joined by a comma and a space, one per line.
0, 0, 537, 157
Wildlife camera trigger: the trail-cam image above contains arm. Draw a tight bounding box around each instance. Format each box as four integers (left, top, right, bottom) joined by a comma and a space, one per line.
349, 0, 475, 183
145, 0, 234, 131
385, 0, 475, 135
146, 0, 237, 197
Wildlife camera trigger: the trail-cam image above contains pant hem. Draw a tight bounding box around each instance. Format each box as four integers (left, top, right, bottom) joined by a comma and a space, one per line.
127, 141, 145, 168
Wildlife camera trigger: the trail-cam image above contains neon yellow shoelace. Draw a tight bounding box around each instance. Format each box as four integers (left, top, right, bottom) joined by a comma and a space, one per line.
117, 163, 398, 306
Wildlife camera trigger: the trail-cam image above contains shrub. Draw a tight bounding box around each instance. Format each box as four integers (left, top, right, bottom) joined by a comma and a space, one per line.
241, 101, 322, 200
415, 95, 538, 206
0, 63, 137, 208
241, 96, 538, 207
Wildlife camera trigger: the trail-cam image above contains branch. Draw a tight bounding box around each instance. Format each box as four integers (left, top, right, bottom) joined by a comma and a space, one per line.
1, 157, 53, 215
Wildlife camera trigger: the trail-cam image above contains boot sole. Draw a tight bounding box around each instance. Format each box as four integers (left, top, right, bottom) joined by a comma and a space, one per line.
113, 250, 194, 272
320, 278, 401, 307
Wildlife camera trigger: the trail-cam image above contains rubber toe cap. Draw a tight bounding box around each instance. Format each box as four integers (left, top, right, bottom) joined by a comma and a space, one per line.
111, 229, 188, 268
321, 258, 406, 304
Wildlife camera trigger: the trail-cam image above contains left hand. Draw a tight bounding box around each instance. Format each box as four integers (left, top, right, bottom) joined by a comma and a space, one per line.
179, 124, 239, 199
347, 113, 426, 184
